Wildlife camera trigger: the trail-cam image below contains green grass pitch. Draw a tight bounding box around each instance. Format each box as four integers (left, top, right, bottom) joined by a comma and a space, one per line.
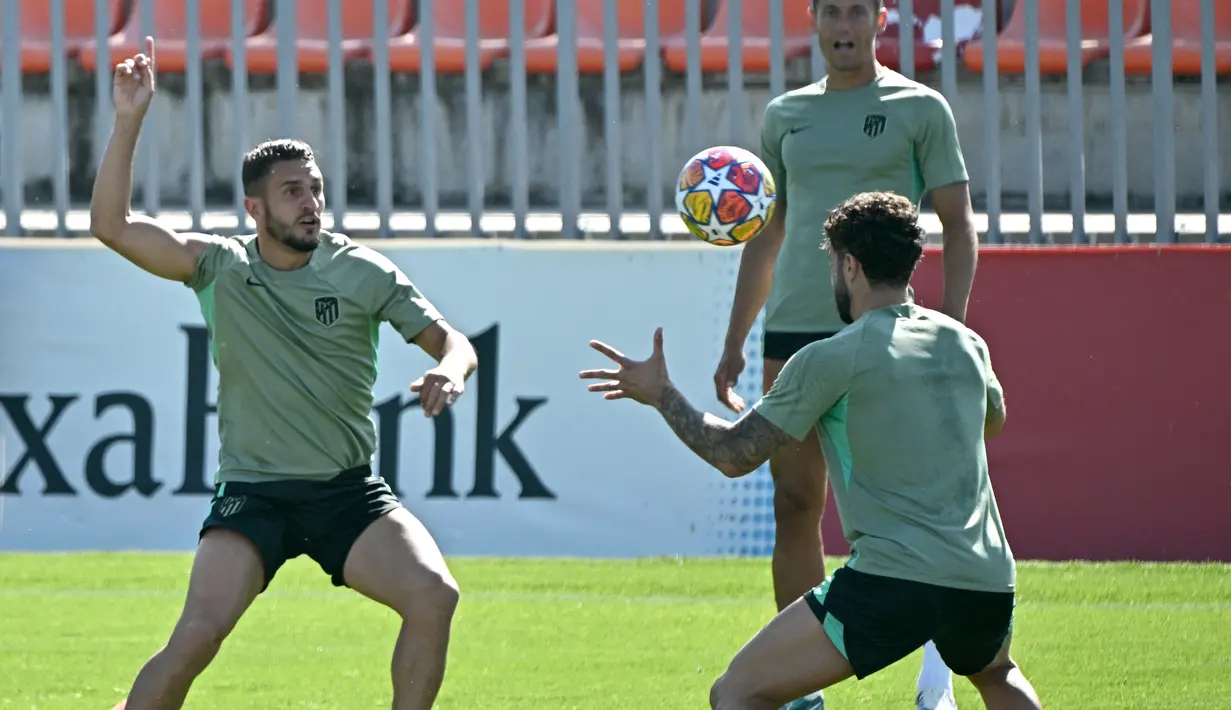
1, 554, 1228, 708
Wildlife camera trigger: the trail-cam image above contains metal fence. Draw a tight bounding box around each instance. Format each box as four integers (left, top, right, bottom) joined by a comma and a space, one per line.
0, 0, 1225, 242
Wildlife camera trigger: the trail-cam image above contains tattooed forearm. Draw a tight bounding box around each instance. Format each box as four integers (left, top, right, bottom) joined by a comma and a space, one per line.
657, 385, 793, 477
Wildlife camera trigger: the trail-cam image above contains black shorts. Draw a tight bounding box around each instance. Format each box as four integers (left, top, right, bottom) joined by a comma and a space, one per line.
762, 330, 841, 362
199, 464, 403, 590
803, 566, 1015, 679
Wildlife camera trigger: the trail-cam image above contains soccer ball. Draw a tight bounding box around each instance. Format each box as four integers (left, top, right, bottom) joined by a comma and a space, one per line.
675, 146, 777, 246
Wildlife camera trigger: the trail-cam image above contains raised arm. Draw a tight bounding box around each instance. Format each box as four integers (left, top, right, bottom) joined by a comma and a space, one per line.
88, 37, 213, 284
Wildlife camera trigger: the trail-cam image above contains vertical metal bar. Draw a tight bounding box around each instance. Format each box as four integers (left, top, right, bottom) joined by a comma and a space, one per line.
372, 0, 393, 237
769, 0, 784, 98
50, 0, 70, 235
685, 0, 701, 155
419, 0, 439, 236
1200, 0, 1219, 243
981, 0, 1001, 243
1065, 0, 1085, 243
556, 0, 580, 237
464, 0, 484, 236
1151, 0, 1175, 244
940, 0, 957, 102
1024, 0, 1043, 243
644, 0, 664, 239
509, 0, 529, 238
602, 0, 622, 237
2, 0, 21, 235
327, 0, 347, 232
898, 0, 914, 79
93, 0, 112, 173
140, 0, 157, 216
1108, 0, 1129, 243
727, 0, 743, 145
811, 12, 825, 82
276, 0, 298, 137
232, 0, 250, 229
186, 0, 204, 231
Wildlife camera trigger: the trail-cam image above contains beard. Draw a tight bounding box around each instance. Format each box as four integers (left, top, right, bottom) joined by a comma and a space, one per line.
834, 282, 854, 325
265, 211, 321, 254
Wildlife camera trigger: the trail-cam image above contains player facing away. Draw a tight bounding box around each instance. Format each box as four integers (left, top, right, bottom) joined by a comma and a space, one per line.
93, 39, 476, 710
711, 1, 980, 708
580, 192, 1040, 710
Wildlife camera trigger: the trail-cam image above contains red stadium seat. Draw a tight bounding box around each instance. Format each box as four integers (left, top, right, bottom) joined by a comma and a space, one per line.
0, 0, 124, 73
79, 0, 268, 72
232, 0, 415, 74
1122, 1, 1231, 76
877, 0, 985, 73
963, 0, 1149, 74
662, 0, 814, 73
523, 0, 693, 74
384, 0, 554, 73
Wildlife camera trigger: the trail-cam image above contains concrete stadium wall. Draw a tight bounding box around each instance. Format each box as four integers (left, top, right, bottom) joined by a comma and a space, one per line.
13, 65, 1231, 211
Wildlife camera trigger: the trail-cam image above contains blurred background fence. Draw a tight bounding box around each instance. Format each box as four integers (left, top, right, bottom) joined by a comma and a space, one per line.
0, 0, 1226, 243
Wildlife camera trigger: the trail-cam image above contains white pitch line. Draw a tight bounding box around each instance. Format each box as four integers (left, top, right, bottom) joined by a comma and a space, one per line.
0, 587, 1226, 612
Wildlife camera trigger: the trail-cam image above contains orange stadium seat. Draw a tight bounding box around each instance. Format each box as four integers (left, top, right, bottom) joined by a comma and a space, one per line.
963, 0, 1149, 74
663, 0, 814, 73
523, 0, 693, 73
1122, 1, 1231, 76
383, 0, 554, 73
78, 0, 268, 72
233, 0, 415, 74
877, 0, 985, 73
0, 0, 124, 73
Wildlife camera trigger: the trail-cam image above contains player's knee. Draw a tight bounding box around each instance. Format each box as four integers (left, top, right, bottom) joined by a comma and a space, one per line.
708, 670, 760, 709
399, 569, 460, 624
772, 479, 825, 521
167, 614, 232, 666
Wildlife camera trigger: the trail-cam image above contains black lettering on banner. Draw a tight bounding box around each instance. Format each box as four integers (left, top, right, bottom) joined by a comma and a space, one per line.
178, 325, 217, 495
84, 393, 161, 499
374, 394, 455, 498
468, 325, 554, 500
0, 394, 79, 495
4, 321, 554, 502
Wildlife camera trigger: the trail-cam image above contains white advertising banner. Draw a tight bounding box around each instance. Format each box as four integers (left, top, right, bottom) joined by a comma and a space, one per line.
0, 240, 776, 557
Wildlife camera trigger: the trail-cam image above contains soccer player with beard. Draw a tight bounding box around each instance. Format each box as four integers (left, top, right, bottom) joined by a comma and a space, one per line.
92, 39, 474, 710
711, 1, 979, 707
581, 193, 1037, 710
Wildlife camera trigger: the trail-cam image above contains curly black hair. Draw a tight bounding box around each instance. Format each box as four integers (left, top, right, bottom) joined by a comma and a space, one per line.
241, 139, 316, 197
822, 191, 926, 288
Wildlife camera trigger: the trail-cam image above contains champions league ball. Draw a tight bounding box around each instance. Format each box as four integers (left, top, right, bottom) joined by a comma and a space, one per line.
675, 146, 777, 246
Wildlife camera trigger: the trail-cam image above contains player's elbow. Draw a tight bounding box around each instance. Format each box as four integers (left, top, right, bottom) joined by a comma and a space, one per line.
984, 408, 1006, 438
715, 458, 760, 479
88, 215, 125, 245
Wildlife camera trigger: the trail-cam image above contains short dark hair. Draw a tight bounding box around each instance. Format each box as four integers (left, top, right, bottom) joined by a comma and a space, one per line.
811, 0, 885, 11
823, 191, 925, 288
241, 139, 315, 197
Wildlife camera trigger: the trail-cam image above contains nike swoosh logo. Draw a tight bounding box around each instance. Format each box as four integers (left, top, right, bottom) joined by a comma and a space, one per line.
788, 126, 810, 135
246, 277, 266, 287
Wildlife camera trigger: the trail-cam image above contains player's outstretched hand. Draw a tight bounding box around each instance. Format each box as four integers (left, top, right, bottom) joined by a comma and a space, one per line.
713, 346, 747, 414
580, 327, 672, 409
410, 366, 465, 417
113, 36, 157, 118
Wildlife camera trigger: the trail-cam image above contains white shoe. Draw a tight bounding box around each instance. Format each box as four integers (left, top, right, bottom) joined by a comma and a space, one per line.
781, 691, 826, 710
916, 688, 958, 710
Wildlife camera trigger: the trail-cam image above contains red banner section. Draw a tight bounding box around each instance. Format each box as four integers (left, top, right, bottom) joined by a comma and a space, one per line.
821, 246, 1231, 563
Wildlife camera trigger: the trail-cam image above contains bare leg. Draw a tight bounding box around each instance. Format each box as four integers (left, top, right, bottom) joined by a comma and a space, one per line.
710, 597, 854, 710
763, 359, 830, 612
965, 636, 1043, 710
342, 507, 460, 710
122, 529, 264, 710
